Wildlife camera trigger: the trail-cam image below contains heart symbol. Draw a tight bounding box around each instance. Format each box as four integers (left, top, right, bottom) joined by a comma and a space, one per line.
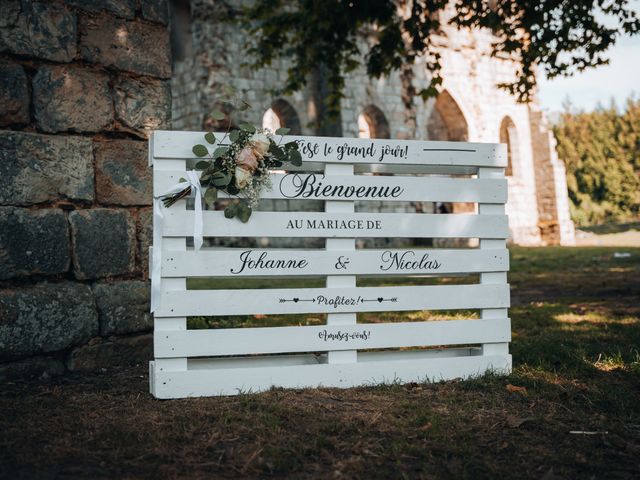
293, 298, 299, 303
377, 297, 383, 303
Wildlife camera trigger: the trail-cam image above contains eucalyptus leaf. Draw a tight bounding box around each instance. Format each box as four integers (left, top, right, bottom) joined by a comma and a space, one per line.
204, 132, 216, 144
270, 145, 285, 159
195, 160, 210, 170
237, 203, 252, 223
239, 123, 256, 133
224, 203, 237, 218
178, 177, 187, 183
210, 110, 225, 121
204, 188, 217, 208
239, 101, 252, 111
229, 130, 240, 142
212, 172, 232, 187
192, 144, 209, 157
290, 150, 302, 166
275, 127, 290, 135
285, 141, 298, 148
213, 146, 229, 159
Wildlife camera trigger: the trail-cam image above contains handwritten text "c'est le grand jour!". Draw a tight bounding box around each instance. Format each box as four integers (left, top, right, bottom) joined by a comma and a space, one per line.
296, 140, 409, 163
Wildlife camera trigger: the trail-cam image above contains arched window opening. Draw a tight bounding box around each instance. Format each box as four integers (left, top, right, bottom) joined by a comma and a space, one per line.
499, 116, 519, 176
358, 105, 391, 139
262, 99, 302, 135
426, 90, 473, 217
426, 90, 469, 141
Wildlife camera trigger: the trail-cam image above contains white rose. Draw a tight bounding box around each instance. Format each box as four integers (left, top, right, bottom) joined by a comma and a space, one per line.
235, 166, 252, 189
251, 133, 270, 157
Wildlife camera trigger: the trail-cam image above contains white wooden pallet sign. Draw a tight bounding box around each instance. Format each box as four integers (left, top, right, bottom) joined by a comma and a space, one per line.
149, 131, 511, 399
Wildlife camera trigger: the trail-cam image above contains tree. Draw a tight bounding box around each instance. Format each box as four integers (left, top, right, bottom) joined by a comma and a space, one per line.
554, 96, 640, 226
235, 0, 639, 134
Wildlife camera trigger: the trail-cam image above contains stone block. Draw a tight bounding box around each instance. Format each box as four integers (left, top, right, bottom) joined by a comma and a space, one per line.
0, 283, 98, 360
0, 356, 65, 381
0, 131, 94, 205
93, 280, 151, 335
66, 0, 136, 19
0, 207, 70, 280
69, 209, 136, 279
0, 0, 77, 62
66, 333, 152, 372
79, 13, 171, 78
140, 0, 169, 25
95, 139, 152, 206
137, 208, 152, 278
33, 65, 113, 133
114, 77, 171, 137
0, 61, 29, 126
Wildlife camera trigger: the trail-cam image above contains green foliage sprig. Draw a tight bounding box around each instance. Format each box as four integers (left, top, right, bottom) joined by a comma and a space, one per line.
161, 120, 301, 222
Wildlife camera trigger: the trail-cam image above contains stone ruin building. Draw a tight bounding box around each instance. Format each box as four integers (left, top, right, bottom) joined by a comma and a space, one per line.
0, 0, 573, 380
171, 0, 576, 247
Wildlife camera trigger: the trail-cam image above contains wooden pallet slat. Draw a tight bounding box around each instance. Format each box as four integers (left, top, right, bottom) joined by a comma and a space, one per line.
161, 211, 509, 239
154, 171, 508, 203
155, 318, 511, 358
159, 248, 509, 277
154, 283, 510, 317
152, 131, 507, 167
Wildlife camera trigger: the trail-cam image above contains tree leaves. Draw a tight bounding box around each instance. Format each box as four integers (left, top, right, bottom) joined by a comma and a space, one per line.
554, 97, 640, 226
275, 127, 290, 135
238, 0, 640, 122
192, 144, 209, 157
195, 160, 210, 170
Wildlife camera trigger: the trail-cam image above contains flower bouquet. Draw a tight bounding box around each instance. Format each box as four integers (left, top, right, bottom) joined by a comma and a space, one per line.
160, 123, 302, 222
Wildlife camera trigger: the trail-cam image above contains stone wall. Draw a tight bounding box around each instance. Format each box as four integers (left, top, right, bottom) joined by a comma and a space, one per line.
0, 0, 171, 379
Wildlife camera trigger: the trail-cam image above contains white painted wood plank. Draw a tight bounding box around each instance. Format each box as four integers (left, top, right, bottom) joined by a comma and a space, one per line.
151, 352, 512, 398
155, 283, 510, 317
152, 130, 507, 167
160, 248, 509, 278
162, 211, 509, 239
154, 171, 508, 203
155, 318, 511, 358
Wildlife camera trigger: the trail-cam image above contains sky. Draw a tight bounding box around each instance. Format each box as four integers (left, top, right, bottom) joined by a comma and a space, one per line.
537, 11, 640, 113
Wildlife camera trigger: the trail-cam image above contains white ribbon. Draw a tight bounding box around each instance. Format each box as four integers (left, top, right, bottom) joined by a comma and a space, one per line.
151, 170, 204, 312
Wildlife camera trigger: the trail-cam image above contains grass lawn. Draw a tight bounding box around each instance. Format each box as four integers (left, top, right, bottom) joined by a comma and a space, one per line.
1, 246, 639, 479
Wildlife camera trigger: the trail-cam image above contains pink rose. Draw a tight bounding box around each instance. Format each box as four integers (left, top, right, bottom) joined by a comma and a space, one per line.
236, 147, 258, 171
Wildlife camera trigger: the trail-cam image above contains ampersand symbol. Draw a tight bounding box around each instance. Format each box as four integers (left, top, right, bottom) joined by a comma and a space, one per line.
335, 256, 350, 270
